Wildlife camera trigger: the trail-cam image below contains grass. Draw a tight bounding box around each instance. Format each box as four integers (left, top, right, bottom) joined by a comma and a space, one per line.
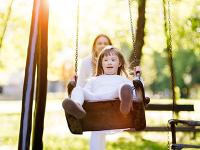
0, 99, 200, 149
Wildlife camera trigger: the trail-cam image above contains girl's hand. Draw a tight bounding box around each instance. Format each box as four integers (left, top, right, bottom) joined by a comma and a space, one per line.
70, 75, 78, 82
132, 96, 141, 102
134, 66, 141, 77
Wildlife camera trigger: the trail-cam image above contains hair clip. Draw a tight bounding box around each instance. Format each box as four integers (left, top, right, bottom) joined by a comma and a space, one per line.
102, 45, 114, 51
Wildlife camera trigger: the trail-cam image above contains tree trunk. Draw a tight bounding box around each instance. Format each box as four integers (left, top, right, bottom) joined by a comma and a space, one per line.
129, 0, 146, 67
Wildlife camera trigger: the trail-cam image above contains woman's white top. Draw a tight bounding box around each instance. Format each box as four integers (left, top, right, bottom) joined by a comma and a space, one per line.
76, 56, 93, 87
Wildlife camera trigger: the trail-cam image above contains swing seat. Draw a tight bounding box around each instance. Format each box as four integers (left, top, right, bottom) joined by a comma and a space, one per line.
63, 80, 148, 134
64, 100, 146, 134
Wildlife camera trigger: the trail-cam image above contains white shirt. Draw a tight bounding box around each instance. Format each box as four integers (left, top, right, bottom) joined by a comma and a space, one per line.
84, 75, 133, 99
76, 56, 144, 87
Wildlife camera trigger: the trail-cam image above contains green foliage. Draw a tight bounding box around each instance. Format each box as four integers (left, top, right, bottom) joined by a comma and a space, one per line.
0, 111, 167, 150
146, 0, 200, 98
150, 51, 170, 93
174, 49, 200, 97
1, 99, 200, 149
107, 137, 166, 150
43, 136, 89, 150
0, 0, 199, 98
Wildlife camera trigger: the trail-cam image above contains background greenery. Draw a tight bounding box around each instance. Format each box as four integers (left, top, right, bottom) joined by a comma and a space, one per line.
0, 0, 199, 98
0, 0, 200, 149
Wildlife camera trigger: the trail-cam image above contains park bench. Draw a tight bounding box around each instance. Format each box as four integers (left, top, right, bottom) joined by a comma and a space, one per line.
168, 119, 200, 150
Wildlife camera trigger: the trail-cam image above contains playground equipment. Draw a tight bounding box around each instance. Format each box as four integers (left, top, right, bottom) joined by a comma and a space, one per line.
62, 0, 148, 134
2, 0, 195, 149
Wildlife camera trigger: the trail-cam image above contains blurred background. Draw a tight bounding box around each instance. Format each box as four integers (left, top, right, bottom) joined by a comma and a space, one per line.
0, 0, 199, 99
0, 0, 199, 149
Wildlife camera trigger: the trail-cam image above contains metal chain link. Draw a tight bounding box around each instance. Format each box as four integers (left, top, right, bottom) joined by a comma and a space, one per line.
167, 0, 176, 119
75, 0, 80, 76
128, 0, 137, 66
0, 0, 14, 50
165, 0, 174, 149
167, 123, 171, 150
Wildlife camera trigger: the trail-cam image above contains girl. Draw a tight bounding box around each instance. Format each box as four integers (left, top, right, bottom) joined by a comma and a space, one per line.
63, 46, 143, 149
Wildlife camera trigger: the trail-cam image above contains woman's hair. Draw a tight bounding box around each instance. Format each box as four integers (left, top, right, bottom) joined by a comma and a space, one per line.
92, 34, 112, 75
96, 46, 128, 77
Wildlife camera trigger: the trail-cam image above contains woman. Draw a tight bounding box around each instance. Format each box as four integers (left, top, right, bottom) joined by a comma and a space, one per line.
77, 34, 112, 87
75, 34, 112, 150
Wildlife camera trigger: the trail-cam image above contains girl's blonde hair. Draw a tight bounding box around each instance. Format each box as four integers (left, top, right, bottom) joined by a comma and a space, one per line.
96, 46, 128, 77
92, 34, 112, 75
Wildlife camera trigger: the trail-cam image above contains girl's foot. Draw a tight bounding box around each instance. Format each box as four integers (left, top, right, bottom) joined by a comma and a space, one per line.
119, 84, 133, 115
62, 99, 86, 119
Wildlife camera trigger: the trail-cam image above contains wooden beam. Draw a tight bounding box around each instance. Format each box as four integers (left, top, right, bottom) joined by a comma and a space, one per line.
146, 104, 194, 112
171, 144, 200, 149
130, 126, 200, 132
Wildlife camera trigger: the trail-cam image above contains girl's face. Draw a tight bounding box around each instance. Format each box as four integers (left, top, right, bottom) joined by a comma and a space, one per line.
102, 53, 121, 75
94, 36, 110, 56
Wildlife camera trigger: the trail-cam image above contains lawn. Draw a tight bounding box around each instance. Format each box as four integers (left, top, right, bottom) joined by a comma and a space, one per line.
0, 99, 199, 150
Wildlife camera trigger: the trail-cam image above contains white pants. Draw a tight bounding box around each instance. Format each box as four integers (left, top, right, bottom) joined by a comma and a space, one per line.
89, 130, 124, 150
71, 84, 136, 105
90, 131, 106, 150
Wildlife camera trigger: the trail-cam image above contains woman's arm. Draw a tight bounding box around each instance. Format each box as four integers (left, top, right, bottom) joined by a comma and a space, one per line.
83, 78, 93, 91
76, 57, 92, 87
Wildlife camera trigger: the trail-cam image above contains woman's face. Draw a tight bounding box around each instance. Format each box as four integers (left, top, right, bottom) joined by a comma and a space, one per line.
94, 36, 110, 55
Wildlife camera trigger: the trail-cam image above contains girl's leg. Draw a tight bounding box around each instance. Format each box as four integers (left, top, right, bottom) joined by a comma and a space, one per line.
62, 87, 86, 119
118, 84, 133, 115
90, 131, 106, 150
71, 87, 101, 104
83, 89, 100, 101
71, 86, 85, 105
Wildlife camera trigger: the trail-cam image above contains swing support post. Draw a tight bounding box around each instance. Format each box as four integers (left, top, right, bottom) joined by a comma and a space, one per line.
18, 0, 49, 149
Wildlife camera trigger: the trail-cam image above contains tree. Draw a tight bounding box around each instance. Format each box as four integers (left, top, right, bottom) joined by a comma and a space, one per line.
129, 0, 146, 67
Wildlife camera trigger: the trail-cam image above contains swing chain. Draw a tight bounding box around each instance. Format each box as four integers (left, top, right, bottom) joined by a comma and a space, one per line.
75, 0, 80, 76
0, 0, 14, 50
167, 0, 176, 120
166, 0, 174, 149
167, 123, 171, 150
128, 0, 137, 66
167, 0, 173, 60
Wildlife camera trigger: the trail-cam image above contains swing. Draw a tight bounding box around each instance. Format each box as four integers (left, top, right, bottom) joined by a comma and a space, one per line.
65, 79, 147, 134
63, 0, 149, 134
